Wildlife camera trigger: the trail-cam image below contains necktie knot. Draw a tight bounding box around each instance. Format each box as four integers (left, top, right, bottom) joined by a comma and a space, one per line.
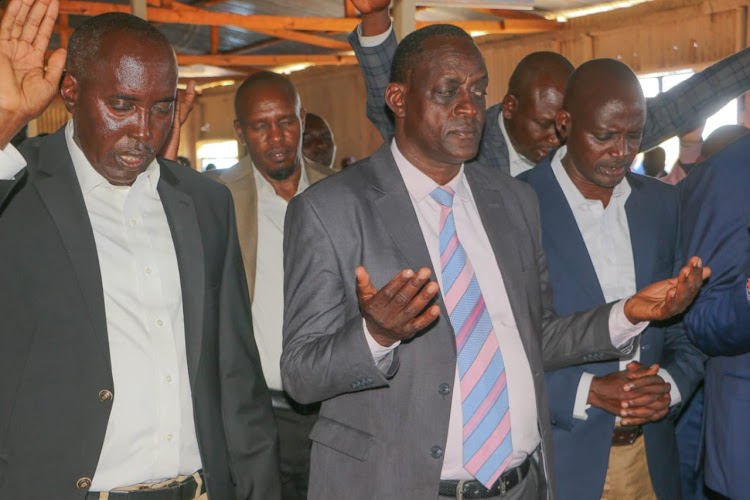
430, 186, 455, 208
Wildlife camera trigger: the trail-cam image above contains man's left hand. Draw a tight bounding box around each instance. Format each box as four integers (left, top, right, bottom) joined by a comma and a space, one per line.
624, 256, 710, 323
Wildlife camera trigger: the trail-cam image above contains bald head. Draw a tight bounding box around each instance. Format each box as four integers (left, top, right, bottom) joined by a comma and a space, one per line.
558, 58, 646, 202
502, 52, 574, 164
234, 71, 300, 120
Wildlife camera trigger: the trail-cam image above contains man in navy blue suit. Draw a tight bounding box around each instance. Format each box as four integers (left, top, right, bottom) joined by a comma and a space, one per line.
680, 133, 750, 500
520, 59, 707, 499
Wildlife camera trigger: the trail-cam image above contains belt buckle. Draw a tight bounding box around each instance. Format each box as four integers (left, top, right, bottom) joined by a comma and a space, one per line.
499, 478, 506, 496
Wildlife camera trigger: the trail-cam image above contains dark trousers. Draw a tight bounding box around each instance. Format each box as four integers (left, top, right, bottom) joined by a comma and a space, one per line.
272, 406, 318, 500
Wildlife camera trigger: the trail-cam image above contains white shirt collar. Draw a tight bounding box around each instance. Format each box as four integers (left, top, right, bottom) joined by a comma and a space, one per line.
498, 112, 536, 176
65, 120, 160, 196
390, 139, 471, 203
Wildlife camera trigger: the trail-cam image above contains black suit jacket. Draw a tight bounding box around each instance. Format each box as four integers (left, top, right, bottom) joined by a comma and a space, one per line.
0, 128, 281, 499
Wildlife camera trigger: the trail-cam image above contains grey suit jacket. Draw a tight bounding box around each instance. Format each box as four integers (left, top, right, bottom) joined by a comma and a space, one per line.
206, 155, 331, 303
0, 128, 280, 499
280, 143, 628, 499
349, 28, 750, 174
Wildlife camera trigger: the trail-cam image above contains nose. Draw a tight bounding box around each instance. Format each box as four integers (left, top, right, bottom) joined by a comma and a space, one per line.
267, 123, 282, 144
611, 135, 628, 159
455, 89, 478, 118
129, 108, 152, 143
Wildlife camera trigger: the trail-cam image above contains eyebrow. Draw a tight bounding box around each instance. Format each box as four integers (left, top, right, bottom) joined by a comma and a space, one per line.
110, 95, 176, 103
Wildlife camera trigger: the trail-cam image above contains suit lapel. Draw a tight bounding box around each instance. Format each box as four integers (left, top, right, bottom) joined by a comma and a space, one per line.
158, 163, 205, 382
365, 144, 448, 318
32, 129, 111, 369
533, 161, 606, 305
624, 174, 654, 291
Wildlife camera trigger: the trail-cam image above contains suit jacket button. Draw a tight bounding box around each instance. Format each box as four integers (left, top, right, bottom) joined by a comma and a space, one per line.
99, 390, 113, 402
438, 383, 451, 395
76, 477, 92, 489
431, 446, 443, 459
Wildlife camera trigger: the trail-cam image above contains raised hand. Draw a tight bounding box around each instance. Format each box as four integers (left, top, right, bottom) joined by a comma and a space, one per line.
588, 362, 671, 425
356, 266, 440, 347
0, 0, 66, 147
160, 79, 197, 161
624, 256, 710, 323
350, 0, 391, 36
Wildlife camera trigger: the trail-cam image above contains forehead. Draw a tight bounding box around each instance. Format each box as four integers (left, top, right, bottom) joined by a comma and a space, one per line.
524, 85, 564, 116
89, 36, 176, 95
579, 93, 646, 129
414, 36, 486, 82
239, 85, 298, 119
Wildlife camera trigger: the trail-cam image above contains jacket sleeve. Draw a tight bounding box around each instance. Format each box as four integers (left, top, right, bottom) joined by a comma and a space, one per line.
217, 192, 282, 500
641, 46, 750, 152
347, 28, 397, 141
280, 194, 399, 406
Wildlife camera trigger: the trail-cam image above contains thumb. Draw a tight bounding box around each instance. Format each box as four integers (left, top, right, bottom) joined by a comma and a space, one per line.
356, 266, 378, 302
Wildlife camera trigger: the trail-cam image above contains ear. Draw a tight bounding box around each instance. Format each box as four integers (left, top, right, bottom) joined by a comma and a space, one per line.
299, 107, 307, 130
556, 109, 570, 142
501, 94, 517, 119
233, 118, 245, 147
60, 73, 79, 114
385, 82, 407, 119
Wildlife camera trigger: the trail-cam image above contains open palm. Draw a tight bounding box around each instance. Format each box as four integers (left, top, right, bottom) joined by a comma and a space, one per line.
0, 0, 66, 142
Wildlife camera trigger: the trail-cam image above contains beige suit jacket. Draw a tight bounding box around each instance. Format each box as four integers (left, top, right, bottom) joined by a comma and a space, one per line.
206, 155, 331, 303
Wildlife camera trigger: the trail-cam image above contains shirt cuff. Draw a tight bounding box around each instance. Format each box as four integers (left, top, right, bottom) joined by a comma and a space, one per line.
609, 299, 649, 350
357, 22, 393, 47
0, 141, 27, 180
363, 318, 400, 364
573, 372, 596, 421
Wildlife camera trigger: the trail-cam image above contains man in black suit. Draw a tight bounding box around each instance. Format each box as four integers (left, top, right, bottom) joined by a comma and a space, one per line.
0, 1, 280, 498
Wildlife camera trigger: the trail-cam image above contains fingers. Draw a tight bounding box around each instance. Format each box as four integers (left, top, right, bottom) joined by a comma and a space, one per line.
0, 0, 24, 41
620, 394, 670, 423
622, 374, 667, 392
9, 0, 34, 41
44, 47, 66, 87
355, 266, 379, 303
30, 0, 57, 52
179, 80, 197, 124
19, 0, 53, 45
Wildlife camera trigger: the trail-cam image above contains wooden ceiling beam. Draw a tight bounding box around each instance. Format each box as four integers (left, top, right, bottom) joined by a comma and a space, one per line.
210, 25, 219, 54
344, 0, 357, 18
467, 8, 544, 20
176, 53, 358, 67
224, 38, 285, 55
56, 1, 560, 35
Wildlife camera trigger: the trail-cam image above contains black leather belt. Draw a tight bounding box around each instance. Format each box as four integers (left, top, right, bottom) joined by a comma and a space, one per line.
85, 470, 205, 499
438, 456, 531, 498
269, 389, 320, 415
611, 425, 643, 446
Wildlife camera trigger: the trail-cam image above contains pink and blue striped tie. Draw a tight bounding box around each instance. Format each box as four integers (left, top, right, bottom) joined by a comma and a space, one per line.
430, 186, 513, 488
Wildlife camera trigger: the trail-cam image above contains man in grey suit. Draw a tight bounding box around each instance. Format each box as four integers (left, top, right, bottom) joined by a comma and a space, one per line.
281, 25, 708, 500
0, 3, 279, 498
348, 0, 750, 177
207, 72, 331, 500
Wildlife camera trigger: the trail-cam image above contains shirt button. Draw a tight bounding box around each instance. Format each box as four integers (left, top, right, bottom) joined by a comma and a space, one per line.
431, 446, 443, 459
438, 383, 451, 395
156, 319, 163, 327
166, 433, 173, 441
166, 375, 173, 383
129, 219, 136, 226
145, 267, 152, 275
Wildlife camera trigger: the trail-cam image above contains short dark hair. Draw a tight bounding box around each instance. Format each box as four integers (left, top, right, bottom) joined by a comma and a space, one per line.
234, 71, 300, 120
390, 24, 475, 84
66, 13, 174, 81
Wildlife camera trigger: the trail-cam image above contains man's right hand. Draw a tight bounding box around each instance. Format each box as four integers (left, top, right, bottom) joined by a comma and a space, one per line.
588, 362, 671, 424
351, 0, 391, 37
356, 266, 440, 347
0, 0, 66, 148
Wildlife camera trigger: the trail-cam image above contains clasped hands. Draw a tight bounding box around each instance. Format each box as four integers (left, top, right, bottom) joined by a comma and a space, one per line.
589, 362, 671, 425
357, 255, 710, 348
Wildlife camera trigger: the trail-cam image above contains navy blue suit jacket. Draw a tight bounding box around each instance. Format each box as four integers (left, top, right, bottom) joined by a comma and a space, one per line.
521, 158, 706, 500
680, 134, 750, 499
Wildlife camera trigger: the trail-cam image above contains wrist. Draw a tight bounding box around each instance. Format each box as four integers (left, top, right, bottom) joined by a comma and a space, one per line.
623, 297, 642, 324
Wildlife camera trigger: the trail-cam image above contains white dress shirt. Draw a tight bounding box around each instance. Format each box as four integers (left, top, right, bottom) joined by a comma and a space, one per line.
549, 147, 681, 420
498, 113, 536, 178
252, 162, 309, 391
0, 123, 203, 490
364, 141, 645, 481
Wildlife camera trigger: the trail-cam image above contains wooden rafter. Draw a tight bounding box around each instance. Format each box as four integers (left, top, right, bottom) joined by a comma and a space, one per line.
344, 0, 357, 18
177, 53, 358, 67
225, 38, 285, 55
56, 1, 561, 35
